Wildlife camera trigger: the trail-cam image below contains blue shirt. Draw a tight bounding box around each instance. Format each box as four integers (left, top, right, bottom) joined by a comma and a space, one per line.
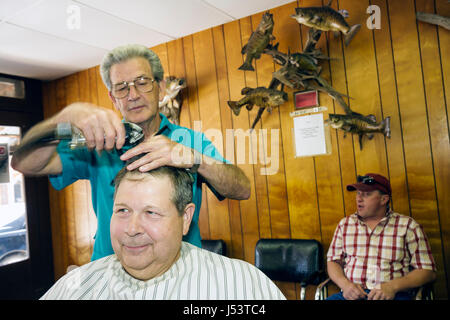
49, 114, 227, 261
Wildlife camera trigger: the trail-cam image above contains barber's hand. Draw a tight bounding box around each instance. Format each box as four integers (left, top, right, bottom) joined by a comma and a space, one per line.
56, 102, 126, 152
342, 282, 368, 300
367, 283, 396, 300
120, 134, 195, 172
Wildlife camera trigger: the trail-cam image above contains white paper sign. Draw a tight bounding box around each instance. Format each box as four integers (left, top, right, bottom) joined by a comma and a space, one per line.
293, 113, 327, 157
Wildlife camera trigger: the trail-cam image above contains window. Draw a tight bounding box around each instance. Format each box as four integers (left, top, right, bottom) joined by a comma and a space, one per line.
0, 77, 25, 99
0, 125, 29, 266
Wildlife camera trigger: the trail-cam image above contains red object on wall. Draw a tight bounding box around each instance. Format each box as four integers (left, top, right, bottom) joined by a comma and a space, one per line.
294, 90, 318, 109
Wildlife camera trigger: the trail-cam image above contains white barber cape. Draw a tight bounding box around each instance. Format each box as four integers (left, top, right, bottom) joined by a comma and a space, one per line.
41, 242, 286, 300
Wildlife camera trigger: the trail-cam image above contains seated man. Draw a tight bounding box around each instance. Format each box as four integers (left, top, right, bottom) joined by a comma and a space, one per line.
41, 166, 285, 300
326, 173, 436, 300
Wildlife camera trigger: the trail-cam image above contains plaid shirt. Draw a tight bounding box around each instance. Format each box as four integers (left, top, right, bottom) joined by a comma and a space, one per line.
327, 211, 436, 289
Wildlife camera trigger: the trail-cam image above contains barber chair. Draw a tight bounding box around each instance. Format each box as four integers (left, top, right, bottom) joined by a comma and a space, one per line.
201, 239, 227, 256
255, 239, 327, 300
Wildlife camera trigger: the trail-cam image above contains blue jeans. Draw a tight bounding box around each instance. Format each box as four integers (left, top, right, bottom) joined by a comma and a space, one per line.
327, 289, 412, 300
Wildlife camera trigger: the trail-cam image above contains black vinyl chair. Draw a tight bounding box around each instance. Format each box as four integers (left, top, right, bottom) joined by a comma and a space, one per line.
255, 239, 327, 300
201, 239, 227, 256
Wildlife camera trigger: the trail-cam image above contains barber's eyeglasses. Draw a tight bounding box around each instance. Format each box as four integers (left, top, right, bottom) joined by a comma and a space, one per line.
111, 76, 155, 98
357, 175, 376, 185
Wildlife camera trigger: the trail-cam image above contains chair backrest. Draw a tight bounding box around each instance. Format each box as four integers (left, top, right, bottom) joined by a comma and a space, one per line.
255, 239, 324, 285
201, 239, 227, 256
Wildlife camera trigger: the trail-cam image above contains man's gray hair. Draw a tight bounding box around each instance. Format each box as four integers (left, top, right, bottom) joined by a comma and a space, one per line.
113, 166, 193, 216
100, 44, 164, 90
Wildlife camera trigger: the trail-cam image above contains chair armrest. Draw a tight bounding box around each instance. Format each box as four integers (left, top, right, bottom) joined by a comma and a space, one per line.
315, 277, 332, 300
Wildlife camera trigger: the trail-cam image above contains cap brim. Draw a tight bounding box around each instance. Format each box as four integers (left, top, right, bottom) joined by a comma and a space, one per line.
346, 183, 377, 192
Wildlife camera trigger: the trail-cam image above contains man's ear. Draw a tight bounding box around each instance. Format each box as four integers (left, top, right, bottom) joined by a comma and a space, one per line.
108, 91, 119, 110
158, 79, 165, 102
182, 203, 195, 236
381, 194, 390, 206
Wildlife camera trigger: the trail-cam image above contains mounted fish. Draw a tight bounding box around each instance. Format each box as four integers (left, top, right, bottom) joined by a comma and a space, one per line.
227, 87, 288, 129
326, 112, 391, 150
416, 12, 450, 30
264, 44, 322, 74
158, 76, 187, 125
239, 12, 275, 71
291, 5, 361, 46
270, 61, 353, 115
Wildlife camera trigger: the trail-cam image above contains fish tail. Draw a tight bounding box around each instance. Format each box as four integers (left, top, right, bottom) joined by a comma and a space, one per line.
238, 59, 255, 71
344, 24, 361, 46
227, 101, 242, 116
383, 116, 391, 138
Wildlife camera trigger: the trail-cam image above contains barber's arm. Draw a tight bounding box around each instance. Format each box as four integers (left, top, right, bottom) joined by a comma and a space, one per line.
12, 102, 125, 176
120, 134, 251, 200
196, 156, 250, 200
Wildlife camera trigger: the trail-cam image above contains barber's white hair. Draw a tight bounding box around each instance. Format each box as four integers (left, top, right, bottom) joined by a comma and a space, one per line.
100, 44, 164, 90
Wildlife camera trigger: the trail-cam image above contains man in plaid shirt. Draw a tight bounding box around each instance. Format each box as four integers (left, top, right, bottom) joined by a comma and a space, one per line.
326, 173, 436, 300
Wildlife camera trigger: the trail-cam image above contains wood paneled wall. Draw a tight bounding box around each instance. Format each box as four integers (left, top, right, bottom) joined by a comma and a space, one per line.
41, 0, 449, 299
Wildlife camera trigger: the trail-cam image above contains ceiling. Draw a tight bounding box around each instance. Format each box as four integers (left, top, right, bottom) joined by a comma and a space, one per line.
0, 0, 294, 81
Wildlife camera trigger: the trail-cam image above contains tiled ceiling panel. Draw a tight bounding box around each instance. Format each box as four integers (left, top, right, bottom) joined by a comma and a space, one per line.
0, 22, 107, 80
0, 0, 295, 80
8, 0, 173, 50
76, 0, 234, 38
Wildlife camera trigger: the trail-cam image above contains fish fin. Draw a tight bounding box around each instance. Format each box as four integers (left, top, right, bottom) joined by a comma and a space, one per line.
344, 24, 361, 46
241, 44, 248, 54
366, 114, 377, 123
358, 134, 364, 150
246, 104, 254, 111
367, 134, 374, 140
241, 87, 252, 95
338, 9, 349, 19
251, 107, 266, 129
227, 101, 242, 116
238, 60, 255, 71
383, 116, 391, 138
311, 15, 324, 25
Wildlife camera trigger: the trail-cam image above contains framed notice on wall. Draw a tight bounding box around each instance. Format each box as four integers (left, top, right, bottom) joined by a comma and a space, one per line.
293, 113, 331, 158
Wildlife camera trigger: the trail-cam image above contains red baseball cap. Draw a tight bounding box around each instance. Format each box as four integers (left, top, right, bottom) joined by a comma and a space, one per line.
346, 173, 391, 196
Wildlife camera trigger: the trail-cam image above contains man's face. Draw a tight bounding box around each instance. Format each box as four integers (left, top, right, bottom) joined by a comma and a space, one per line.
111, 174, 193, 280
355, 189, 389, 220
109, 57, 160, 125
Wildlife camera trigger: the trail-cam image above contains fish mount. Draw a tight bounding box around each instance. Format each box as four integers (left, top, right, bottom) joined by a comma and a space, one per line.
158, 76, 187, 125
325, 112, 391, 150
416, 12, 450, 30
264, 40, 353, 115
227, 86, 288, 129
290, 1, 361, 47
239, 11, 275, 71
